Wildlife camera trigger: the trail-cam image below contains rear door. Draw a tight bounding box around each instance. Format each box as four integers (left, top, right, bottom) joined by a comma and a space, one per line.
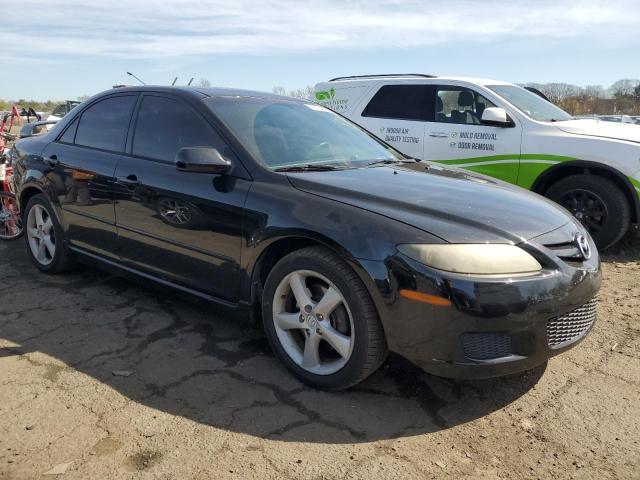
424, 85, 522, 183
113, 94, 251, 300
41, 94, 137, 259
355, 84, 429, 159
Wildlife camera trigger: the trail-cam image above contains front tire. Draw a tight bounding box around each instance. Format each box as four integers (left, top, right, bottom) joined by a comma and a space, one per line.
261, 246, 387, 390
23, 194, 73, 273
546, 174, 630, 250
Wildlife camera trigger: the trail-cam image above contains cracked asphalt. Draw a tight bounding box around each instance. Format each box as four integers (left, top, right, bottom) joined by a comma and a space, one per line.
1, 236, 639, 479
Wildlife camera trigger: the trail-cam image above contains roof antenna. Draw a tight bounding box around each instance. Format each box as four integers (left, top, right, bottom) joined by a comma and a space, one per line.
126, 71, 146, 85
171, 77, 178, 86
187, 77, 194, 86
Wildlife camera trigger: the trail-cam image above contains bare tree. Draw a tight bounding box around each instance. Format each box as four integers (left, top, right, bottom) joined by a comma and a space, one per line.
609, 79, 639, 98
272, 86, 287, 96
198, 78, 211, 88
582, 85, 605, 99
539, 83, 581, 104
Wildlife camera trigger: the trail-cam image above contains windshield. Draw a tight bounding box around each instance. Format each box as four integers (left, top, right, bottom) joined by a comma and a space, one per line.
487, 85, 573, 122
207, 97, 403, 170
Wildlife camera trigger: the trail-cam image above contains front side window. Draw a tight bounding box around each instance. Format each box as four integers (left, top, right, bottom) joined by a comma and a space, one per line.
208, 97, 403, 170
362, 85, 430, 121
487, 85, 572, 122
435, 87, 497, 125
132, 96, 225, 162
74, 95, 137, 152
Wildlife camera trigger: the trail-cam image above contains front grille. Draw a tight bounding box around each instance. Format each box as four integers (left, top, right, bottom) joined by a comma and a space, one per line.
544, 241, 583, 261
461, 332, 511, 360
547, 297, 597, 348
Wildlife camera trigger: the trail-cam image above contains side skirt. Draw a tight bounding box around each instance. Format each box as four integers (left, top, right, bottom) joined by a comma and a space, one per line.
68, 245, 245, 312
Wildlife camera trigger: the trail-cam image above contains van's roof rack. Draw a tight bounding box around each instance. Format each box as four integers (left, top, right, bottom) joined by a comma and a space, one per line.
329, 74, 437, 82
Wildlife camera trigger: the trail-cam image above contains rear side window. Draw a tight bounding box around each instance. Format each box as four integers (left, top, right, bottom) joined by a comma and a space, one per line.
362, 85, 430, 121
132, 96, 224, 162
75, 96, 136, 152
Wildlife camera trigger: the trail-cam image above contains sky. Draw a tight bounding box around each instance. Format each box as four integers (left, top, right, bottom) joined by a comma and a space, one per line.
1, 0, 639, 101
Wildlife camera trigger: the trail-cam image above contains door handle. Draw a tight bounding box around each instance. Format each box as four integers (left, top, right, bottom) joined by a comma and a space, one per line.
428, 132, 449, 138
44, 155, 59, 166
117, 174, 140, 187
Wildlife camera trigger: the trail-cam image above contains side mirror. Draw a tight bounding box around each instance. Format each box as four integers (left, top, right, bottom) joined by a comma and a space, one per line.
481, 107, 514, 128
175, 147, 231, 175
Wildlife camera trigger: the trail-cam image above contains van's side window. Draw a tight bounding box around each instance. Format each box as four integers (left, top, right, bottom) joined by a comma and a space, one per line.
362, 85, 430, 121
435, 87, 496, 125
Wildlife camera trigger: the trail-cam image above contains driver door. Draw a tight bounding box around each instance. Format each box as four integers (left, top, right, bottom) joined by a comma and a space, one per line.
424, 86, 522, 183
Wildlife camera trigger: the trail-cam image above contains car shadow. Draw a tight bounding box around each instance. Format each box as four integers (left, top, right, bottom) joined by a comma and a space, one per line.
0, 241, 546, 443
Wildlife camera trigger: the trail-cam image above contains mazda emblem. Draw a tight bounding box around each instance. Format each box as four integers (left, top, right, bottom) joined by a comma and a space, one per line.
576, 234, 591, 260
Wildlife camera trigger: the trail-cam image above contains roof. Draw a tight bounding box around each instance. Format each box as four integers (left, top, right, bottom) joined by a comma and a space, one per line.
106, 85, 288, 100
325, 75, 513, 86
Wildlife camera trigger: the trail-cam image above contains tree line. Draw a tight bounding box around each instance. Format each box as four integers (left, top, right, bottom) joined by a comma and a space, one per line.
525, 79, 640, 116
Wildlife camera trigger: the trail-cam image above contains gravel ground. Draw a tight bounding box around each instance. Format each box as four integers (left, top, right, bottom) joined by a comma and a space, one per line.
0, 234, 638, 479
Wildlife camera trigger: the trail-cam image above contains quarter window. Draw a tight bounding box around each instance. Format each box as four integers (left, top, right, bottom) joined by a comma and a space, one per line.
74, 96, 136, 152
58, 117, 79, 144
132, 96, 224, 162
363, 85, 430, 121
435, 87, 496, 125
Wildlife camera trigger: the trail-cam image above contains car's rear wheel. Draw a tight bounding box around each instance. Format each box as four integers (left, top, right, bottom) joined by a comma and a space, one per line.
261, 246, 387, 390
546, 174, 630, 250
24, 194, 73, 273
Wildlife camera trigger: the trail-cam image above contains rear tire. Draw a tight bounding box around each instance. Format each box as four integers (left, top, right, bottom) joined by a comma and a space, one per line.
261, 246, 388, 390
23, 194, 74, 273
546, 174, 630, 250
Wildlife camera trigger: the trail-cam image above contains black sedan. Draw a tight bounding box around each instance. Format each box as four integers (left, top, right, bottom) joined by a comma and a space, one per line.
10, 86, 601, 389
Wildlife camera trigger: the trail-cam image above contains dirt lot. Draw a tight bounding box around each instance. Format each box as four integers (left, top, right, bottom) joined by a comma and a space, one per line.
0, 234, 638, 480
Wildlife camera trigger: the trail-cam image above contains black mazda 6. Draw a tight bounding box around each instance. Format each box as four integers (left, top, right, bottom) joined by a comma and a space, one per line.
10, 86, 601, 389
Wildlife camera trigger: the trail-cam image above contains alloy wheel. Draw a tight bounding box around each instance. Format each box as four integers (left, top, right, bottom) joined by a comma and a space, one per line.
272, 270, 355, 375
559, 188, 607, 233
26, 204, 56, 265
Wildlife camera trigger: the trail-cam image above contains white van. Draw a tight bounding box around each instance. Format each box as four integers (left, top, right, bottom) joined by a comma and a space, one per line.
313, 74, 640, 249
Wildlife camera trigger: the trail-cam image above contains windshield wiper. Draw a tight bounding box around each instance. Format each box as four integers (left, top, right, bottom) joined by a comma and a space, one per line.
273, 164, 343, 172
366, 158, 419, 167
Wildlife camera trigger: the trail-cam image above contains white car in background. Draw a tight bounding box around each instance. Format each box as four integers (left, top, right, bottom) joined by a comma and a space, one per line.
313, 74, 640, 249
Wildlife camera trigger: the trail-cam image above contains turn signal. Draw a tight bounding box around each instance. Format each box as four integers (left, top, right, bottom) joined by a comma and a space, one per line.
399, 289, 452, 307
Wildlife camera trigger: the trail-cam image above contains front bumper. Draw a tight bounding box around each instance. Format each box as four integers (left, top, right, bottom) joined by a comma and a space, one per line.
358, 244, 601, 379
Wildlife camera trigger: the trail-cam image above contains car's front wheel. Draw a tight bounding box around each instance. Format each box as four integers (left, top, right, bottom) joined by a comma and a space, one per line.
262, 246, 387, 390
23, 194, 73, 273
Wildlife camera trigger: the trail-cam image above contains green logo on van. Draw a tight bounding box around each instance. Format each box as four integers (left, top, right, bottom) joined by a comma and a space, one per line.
315, 88, 336, 101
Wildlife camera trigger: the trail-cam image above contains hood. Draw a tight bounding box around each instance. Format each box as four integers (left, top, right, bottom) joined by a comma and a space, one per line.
287, 162, 573, 244
554, 119, 640, 143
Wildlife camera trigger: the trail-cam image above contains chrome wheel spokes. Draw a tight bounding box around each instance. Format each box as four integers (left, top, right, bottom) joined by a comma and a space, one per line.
272, 270, 354, 375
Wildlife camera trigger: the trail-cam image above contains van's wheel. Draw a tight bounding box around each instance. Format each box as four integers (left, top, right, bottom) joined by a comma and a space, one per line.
261, 246, 387, 390
546, 174, 630, 250
23, 194, 73, 273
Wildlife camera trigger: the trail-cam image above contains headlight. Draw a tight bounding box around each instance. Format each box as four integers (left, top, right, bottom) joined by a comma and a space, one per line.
398, 244, 542, 275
